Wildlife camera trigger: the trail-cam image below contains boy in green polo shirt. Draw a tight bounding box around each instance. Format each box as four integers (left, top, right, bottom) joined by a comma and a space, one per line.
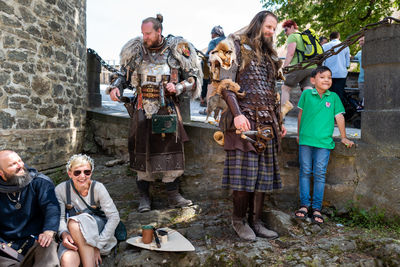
294, 66, 354, 224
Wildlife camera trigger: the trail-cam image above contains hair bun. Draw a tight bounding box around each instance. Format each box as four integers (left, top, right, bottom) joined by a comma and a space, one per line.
156, 14, 163, 23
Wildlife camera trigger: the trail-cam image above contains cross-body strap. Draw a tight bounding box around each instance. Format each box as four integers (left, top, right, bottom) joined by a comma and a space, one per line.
65, 180, 72, 209
70, 180, 94, 211
90, 180, 97, 207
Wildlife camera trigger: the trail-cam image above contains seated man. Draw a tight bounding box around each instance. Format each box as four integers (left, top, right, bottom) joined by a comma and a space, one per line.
0, 150, 60, 267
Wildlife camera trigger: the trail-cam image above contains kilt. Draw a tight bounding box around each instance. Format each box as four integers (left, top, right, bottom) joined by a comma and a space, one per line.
222, 139, 282, 192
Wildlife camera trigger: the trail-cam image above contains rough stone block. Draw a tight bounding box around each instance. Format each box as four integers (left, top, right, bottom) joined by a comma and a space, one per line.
31, 76, 51, 95
0, 0, 14, 14
362, 110, 400, 149
7, 50, 28, 62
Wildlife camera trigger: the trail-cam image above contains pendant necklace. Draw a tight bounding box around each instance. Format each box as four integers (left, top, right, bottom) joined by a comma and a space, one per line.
7, 192, 22, 209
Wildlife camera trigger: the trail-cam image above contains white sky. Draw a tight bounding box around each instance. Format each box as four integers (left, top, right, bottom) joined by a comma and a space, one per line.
86, 0, 266, 62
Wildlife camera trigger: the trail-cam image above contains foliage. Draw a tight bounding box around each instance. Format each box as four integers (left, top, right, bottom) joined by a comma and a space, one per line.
333, 202, 400, 235
262, 0, 400, 51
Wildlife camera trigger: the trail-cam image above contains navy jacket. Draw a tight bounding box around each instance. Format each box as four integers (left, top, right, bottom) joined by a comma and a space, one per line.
0, 167, 60, 254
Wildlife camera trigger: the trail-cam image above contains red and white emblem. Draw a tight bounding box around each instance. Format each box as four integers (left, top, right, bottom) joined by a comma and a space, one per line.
326, 102, 331, 108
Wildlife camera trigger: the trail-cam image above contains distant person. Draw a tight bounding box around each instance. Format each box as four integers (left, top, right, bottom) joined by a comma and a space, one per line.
199, 26, 226, 114
56, 154, 120, 267
319, 36, 328, 45
352, 36, 365, 110
0, 150, 59, 266
281, 19, 314, 109
294, 66, 354, 224
322, 32, 350, 104
206, 25, 226, 56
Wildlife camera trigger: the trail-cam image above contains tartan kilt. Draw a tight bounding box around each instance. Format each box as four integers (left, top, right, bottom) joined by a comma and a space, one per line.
222, 139, 282, 192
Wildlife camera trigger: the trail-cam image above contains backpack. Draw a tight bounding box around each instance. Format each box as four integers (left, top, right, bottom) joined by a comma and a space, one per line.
296, 29, 323, 61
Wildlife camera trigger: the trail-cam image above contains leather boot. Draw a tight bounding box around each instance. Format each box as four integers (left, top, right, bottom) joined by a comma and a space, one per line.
165, 180, 193, 208
232, 191, 256, 241
248, 192, 278, 239
137, 180, 151, 213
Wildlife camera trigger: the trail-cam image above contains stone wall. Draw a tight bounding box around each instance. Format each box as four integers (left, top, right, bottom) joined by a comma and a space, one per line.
87, 111, 400, 216
0, 0, 87, 170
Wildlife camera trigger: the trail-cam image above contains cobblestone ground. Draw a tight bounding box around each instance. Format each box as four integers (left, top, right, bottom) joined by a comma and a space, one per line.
51, 154, 400, 267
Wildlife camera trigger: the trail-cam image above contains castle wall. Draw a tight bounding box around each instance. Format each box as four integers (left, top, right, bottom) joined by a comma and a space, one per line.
0, 0, 87, 170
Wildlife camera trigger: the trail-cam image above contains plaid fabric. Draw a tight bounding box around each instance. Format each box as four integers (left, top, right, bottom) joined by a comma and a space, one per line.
222, 139, 282, 192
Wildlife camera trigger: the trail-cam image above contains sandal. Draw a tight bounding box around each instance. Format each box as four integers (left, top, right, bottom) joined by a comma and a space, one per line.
311, 209, 324, 224
294, 206, 309, 220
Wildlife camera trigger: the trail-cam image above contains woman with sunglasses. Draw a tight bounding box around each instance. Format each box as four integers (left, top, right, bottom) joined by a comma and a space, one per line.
55, 154, 120, 267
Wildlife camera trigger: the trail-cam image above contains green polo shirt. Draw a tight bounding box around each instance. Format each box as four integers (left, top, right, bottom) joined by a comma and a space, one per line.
298, 88, 345, 149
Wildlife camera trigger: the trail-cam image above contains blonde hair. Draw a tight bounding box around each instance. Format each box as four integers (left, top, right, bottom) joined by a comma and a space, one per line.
66, 154, 94, 172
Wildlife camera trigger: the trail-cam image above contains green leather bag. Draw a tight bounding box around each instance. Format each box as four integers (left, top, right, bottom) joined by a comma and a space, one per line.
151, 114, 177, 134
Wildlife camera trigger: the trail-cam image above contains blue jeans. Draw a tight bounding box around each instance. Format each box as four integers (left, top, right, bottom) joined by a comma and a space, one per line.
299, 145, 331, 210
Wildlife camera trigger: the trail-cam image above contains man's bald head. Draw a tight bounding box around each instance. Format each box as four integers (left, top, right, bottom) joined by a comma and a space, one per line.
0, 150, 28, 184
0, 150, 16, 169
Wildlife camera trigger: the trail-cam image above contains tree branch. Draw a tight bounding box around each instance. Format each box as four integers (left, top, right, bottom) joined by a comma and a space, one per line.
359, 0, 375, 21
326, 20, 345, 28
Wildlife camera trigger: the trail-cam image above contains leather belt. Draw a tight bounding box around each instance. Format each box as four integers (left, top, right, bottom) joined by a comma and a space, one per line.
142, 87, 158, 93
142, 92, 160, 98
242, 106, 271, 111
145, 75, 170, 82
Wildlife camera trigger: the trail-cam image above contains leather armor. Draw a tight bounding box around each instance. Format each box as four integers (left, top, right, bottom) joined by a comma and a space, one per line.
236, 45, 278, 125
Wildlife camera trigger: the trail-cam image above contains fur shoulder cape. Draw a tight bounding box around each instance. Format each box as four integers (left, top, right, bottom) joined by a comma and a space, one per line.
119, 35, 202, 99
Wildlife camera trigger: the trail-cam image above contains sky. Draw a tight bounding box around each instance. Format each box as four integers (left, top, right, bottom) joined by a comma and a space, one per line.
86, 0, 267, 62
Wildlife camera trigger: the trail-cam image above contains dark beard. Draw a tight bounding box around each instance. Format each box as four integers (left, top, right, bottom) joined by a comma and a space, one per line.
4, 167, 33, 187
262, 36, 274, 53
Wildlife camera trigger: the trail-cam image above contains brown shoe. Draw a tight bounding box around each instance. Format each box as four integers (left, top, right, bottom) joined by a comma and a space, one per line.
167, 190, 193, 208
232, 216, 256, 241
251, 220, 278, 239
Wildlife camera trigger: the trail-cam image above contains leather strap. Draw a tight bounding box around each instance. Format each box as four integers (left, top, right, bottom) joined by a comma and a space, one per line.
222, 89, 242, 117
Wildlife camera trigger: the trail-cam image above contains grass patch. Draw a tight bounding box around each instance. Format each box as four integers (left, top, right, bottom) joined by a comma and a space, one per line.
332, 202, 400, 236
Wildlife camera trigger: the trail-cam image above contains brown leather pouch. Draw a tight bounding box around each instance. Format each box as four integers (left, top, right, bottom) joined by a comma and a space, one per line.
256, 125, 274, 141
0, 243, 24, 262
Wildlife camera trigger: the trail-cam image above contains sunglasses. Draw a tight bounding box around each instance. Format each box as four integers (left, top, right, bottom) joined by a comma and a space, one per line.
73, 170, 92, 176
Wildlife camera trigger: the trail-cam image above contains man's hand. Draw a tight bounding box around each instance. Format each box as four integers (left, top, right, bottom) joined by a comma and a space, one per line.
165, 83, 176, 93
94, 247, 102, 266
38, 230, 55, 248
234, 115, 251, 132
281, 124, 287, 138
341, 138, 354, 148
61, 232, 78, 251
109, 87, 120, 101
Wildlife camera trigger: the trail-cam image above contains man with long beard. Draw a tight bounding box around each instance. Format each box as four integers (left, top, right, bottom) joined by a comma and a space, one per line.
212, 11, 286, 241
107, 14, 202, 212
0, 150, 60, 266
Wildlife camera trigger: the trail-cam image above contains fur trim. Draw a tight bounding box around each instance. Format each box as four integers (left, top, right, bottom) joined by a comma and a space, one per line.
168, 36, 203, 99
105, 86, 113, 95
209, 39, 236, 71
119, 37, 143, 69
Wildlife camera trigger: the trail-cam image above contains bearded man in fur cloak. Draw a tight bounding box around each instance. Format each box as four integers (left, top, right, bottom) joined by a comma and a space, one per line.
211, 11, 287, 241
107, 14, 202, 212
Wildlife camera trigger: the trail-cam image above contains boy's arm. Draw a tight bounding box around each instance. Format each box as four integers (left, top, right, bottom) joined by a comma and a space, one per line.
335, 113, 354, 148
297, 109, 302, 144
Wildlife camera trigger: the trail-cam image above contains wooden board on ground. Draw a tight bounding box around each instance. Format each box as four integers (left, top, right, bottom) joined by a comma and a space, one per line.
126, 227, 195, 252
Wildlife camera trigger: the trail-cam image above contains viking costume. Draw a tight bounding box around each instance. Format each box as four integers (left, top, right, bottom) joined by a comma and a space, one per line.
210, 34, 283, 240
108, 35, 202, 212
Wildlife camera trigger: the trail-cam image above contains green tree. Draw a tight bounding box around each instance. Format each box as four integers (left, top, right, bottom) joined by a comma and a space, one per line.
263, 0, 400, 50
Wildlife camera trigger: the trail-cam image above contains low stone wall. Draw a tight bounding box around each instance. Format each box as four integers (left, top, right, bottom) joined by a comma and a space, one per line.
86, 111, 400, 217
